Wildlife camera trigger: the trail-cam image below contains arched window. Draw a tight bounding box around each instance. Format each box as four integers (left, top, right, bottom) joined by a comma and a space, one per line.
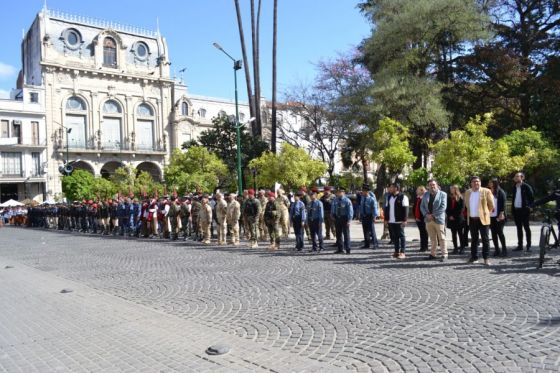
181, 102, 189, 116
101, 100, 123, 150
198, 108, 206, 118
218, 110, 227, 117
239, 112, 246, 122
103, 37, 117, 67
136, 103, 154, 150
65, 96, 87, 149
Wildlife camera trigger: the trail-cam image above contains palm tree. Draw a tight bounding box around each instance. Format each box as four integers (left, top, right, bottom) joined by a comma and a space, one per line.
233, 0, 256, 131
271, 0, 278, 153
250, 0, 263, 137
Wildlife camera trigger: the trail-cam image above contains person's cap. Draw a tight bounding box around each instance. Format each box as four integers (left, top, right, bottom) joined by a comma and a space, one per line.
92, 203, 97, 209
362, 184, 370, 191
267, 191, 275, 198
311, 187, 319, 193
248, 189, 255, 196
337, 187, 346, 192
324, 186, 331, 192
296, 191, 304, 197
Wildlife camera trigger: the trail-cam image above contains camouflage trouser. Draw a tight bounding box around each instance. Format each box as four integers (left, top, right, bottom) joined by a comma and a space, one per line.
200, 221, 211, 243
228, 220, 240, 244
243, 217, 250, 239
266, 221, 280, 245
247, 218, 259, 243
181, 217, 190, 237
279, 209, 290, 237
324, 215, 336, 239
217, 218, 227, 244
258, 213, 268, 240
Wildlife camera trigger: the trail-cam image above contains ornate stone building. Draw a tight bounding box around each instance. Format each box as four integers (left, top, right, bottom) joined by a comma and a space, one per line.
0, 7, 279, 202
20, 8, 173, 199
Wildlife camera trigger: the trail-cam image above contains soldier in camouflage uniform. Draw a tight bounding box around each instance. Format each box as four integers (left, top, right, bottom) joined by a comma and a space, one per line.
190, 195, 202, 241
243, 189, 261, 248
240, 190, 250, 240
168, 197, 181, 240
257, 190, 268, 241
215, 193, 228, 245
198, 195, 213, 244
276, 189, 291, 238
320, 186, 336, 240
180, 196, 191, 240
226, 193, 241, 245
264, 191, 281, 250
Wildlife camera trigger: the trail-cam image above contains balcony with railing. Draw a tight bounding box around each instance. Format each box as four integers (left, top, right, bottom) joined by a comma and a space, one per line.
0, 136, 47, 149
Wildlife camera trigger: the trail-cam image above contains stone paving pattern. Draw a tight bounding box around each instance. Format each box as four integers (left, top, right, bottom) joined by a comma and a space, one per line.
0, 224, 559, 372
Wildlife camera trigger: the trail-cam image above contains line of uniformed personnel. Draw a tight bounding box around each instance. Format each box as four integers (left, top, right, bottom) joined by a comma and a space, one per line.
24, 186, 367, 252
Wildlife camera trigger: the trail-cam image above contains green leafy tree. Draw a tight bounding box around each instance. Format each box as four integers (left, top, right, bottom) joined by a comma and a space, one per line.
249, 143, 327, 190
61, 169, 97, 201
431, 114, 525, 185
92, 177, 116, 200
358, 0, 490, 166
370, 118, 416, 178
183, 115, 269, 188
165, 146, 228, 194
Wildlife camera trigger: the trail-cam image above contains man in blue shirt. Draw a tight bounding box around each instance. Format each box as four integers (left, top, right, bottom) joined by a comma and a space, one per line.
307, 189, 324, 252
360, 185, 379, 250
290, 191, 307, 251
331, 187, 354, 254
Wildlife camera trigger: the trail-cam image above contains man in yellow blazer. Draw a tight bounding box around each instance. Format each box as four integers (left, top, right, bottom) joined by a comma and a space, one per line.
464, 176, 495, 265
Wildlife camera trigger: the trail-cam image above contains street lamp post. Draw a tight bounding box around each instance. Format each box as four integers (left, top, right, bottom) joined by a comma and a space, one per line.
213, 42, 243, 194
66, 128, 72, 165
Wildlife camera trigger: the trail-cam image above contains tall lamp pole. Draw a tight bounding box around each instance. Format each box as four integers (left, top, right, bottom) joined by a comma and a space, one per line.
66, 128, 72, 165
213, 42, 243, 194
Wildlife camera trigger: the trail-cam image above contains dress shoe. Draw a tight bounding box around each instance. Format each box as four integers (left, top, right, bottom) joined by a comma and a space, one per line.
513, 246, 523, 251
426, 255, 437, 260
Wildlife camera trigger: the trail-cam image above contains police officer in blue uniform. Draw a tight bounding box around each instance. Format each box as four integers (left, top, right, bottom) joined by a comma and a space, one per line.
360, 184, 379, 249
331, 187, 354, 254
290, 191, 307, 251
307, 189, 324, 252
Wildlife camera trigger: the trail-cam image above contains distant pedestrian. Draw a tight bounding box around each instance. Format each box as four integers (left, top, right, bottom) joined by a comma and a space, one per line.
226, 193, 241, 245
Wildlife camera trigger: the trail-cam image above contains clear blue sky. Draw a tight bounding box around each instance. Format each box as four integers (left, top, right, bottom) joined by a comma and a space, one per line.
0, 0, 371, 101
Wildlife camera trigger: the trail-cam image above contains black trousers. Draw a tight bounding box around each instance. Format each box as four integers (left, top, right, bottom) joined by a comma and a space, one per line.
449, 219, 465, 250
293, 217, 304, 250
415, 220, 428, 251
361, 215, 378, 248
513, 207, 531, 248
335, 217, 351, 252
469, 218, 490, 260
490, 217, 506, 252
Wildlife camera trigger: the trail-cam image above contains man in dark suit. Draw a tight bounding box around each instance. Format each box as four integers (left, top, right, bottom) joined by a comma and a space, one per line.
511, 172, 534, 252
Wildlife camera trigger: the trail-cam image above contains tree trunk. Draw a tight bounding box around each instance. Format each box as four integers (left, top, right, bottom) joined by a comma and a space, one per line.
233, 0, 256, 129
374, 164, 386, 200
250, 0, 263, 137
271, 0, 278, 153
361, 157, 368, 183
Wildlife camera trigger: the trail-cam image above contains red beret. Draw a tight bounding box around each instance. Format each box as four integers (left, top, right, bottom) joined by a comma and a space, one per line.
324, 186, 331, 191
267, 191, 275, 198
248, 189, 255, 195
311, 187, 318, 193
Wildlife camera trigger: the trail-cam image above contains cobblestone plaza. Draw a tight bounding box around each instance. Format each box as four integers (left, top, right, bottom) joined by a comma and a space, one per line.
0, 224, 559, 372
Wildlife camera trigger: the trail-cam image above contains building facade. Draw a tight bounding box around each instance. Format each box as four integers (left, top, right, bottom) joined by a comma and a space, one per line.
0, 86, 47, 202
20, 8, 174, 200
